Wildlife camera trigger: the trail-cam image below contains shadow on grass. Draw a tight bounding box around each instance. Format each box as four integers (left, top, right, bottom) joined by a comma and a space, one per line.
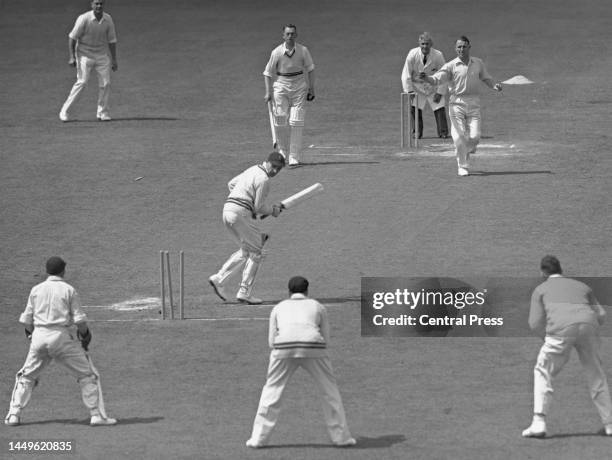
20, 416, 164, 426
294, 161, 380, 167
318, 296, 361, 304
262, 434, 406, 449
114, 416, 165, 425
469, 170, 553, 176
110, 117, 179, 122
352, 434, 407, 448
62, 117, 179, 123
231, 296, 360, 307
545, 429, 609, 439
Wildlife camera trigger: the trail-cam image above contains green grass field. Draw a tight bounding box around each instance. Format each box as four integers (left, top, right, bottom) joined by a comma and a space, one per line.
1, 0, 612, 458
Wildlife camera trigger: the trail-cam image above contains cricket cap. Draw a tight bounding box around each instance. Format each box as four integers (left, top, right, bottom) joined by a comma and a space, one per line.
288, 276, 309, 293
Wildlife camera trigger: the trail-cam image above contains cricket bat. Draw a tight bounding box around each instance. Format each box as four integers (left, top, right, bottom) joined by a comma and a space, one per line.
281, 183, 324, 209
260, 183, 324, 219
267, 101, 278, 150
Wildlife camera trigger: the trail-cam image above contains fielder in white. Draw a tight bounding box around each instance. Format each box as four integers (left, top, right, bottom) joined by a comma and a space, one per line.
522, 255, 612, 438
401, 32, 449, 139
59, 0, 118, 122
420, 36, 502, 176
4, 257, 116, 427
264, 24, 316, 167
246, 276, 356, 448
209, 152, 285, 305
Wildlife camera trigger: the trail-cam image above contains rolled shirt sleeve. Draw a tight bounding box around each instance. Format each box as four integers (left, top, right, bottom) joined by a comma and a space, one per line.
302, 46, 315, 72
19, 290, 36, 326
106, 16, 117, 43
68, 14, 86, 41
318, 303, 330, 344
268, 308, 278, 348
70, 291, 88, 324
263, 48, 279, 78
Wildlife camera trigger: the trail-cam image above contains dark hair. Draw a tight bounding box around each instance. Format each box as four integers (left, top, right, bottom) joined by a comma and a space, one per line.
283, 24, 297, 32
540, 255, 562, 275
457, 35, 470, 45
267, 152, 286, 166
46, 256, 67, 275
288, 276, 309, 294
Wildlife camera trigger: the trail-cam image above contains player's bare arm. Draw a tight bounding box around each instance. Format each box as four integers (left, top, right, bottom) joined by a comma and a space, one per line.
307, 70, 316, 100
264, 76, 273, 102
483, 78, 502, 91
68, 38, 77, 66
109, 43, 118, 71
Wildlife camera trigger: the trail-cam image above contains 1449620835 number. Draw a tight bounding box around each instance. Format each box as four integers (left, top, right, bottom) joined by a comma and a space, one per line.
7, 440, 74, 453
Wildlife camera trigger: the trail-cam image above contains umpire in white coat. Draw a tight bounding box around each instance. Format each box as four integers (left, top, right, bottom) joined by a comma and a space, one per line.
4, 257, 116, 427
522, 255, 612, 438
246, 276, 356, 448
401, 32, 449, 139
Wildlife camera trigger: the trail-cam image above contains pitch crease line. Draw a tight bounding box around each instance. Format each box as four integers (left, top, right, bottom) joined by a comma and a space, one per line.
89, 317, 268, 322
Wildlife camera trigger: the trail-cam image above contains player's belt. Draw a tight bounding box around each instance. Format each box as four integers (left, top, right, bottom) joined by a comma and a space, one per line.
276, 71, 303, 77
226, 198, 256, 218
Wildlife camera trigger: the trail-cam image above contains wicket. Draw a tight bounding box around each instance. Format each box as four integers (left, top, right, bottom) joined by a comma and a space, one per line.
400, 92, 419, 149
159, 250, 184, 320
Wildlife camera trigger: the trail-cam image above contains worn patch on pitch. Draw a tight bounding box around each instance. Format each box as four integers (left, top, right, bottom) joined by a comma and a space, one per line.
501, 75, 534, 85
83, 297, 160, 311
395, 142, 524, 158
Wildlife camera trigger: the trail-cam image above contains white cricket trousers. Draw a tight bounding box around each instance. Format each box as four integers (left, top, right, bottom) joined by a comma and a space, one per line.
448, 101, 481, 169
272, 77, 308, 162
61, 54, 111, 118
214, 205, 268, 296
533, 324, 612, 424
249, 355, 353, 445
8, 327, 102, 417
222, 205, 266, 254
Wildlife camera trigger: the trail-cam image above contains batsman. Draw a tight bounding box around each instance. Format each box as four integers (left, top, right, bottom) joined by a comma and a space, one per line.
209, 152, 286, 305
263, 24, 316, 167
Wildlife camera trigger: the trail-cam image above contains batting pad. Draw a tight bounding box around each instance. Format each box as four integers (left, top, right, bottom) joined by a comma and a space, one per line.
273, 114, 288, 126
290, 125, 303, 159
289, 107, 305, 126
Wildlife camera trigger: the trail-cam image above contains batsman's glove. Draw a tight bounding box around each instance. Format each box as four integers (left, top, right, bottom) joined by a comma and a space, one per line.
272, 204, 283, 217
77, 328, 92, 351
307, 92, 315, 101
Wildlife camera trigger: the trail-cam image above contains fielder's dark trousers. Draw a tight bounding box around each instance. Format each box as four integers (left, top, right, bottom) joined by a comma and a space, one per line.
411, 107, 449, 138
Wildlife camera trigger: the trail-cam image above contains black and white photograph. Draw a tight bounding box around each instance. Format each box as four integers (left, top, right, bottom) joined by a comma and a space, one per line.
1, 0, 611, 458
